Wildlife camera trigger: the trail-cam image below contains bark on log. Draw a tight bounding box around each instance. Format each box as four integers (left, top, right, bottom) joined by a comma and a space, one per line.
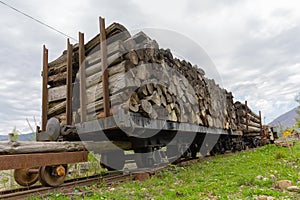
0, 141, 132, 155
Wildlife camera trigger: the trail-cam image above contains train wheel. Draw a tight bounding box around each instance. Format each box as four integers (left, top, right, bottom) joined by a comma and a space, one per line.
100, 150, 125, 171
14, 167, 39, 187
39, 165, 68, 187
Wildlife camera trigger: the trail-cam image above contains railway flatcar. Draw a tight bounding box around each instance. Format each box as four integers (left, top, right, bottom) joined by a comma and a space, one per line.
37, 19, 264, 170
1, 18, 266, 187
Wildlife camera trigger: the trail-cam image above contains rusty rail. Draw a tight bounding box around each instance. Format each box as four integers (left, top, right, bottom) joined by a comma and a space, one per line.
0, 173, 131, 200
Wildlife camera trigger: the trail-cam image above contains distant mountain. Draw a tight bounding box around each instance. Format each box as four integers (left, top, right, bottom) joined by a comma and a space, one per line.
269, 107, 298, 129
0, 132, 36, 141
0, 135, 8, 141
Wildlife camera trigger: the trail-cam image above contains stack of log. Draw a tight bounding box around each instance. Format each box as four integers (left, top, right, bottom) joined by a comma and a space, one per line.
45, 22, 260, 132
83, 32, 209, 126
47, 23, 130, 124
235, 101, 261, 134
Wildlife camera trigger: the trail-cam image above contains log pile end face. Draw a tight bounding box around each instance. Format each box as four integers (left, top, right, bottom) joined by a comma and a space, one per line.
46, 22, 261, 133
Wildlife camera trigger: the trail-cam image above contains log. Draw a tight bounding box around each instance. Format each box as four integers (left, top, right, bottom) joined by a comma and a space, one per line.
48, 85, 66, 102
86, 49, 124, 68
0, 141, 85, 154
48, 101, 66, 117
140, 99, 152, 114
147, 91, 161, 106
86, 73, 140, 104
46, 23, 263, 133
239, 118, 261, 129
0, 141, 132, 155
86, 90, 131, 113
85, 40, 126, 68
125, 49, 139, 65
239, 124, 261, 133
247, 113, 261, 124
84, 22, 131, 55
85, 60, 132, 89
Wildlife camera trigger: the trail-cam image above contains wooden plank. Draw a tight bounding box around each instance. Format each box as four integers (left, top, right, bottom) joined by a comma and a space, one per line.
79, 32, 87, 122
42, 45, 48, 131
66, 39, 73, 125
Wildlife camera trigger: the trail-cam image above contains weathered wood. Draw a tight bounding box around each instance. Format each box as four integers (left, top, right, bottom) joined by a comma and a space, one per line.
239, 124, 261, 133
86, 74, 137, 104
0, 141, 85, 155
48, 85, 66, 102
247, 113, 261, 124
147, 91, 161, 106
86, 49, 124, 69
86, 90, 130, 113
48, 101, 66, 117
239, 118, 261, 129
48, 71, 67, 86
126, 49, 139, 65
0, 141, 131, 155
48, 53, 67, 69
84, 22, 130, 55
140, 100, 152, 114
85, 61, 130, 89
46, 24, 263, 134
85, 40, 126, 67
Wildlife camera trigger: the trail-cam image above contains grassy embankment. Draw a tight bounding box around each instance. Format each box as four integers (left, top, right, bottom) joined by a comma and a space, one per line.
32, 142, 300, 200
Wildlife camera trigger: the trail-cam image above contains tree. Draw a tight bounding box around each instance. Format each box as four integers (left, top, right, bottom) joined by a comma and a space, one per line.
296, 93, 300, 128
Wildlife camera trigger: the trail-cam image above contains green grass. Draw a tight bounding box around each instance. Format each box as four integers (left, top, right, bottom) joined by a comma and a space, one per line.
31, 143, 300, 200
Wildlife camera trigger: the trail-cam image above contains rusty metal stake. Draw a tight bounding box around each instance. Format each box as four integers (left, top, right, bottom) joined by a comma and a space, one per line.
99, 17, 110, 117
42, 45, 48, 131
79, 32, 87, 123
66, 39, 73, 125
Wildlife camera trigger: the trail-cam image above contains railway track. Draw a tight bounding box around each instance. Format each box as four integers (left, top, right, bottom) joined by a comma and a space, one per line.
0, 172, 131, 200
0, 148, 256, 200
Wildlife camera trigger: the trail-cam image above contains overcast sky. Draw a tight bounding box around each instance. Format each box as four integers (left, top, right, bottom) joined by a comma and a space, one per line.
0, 0, 299, 134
